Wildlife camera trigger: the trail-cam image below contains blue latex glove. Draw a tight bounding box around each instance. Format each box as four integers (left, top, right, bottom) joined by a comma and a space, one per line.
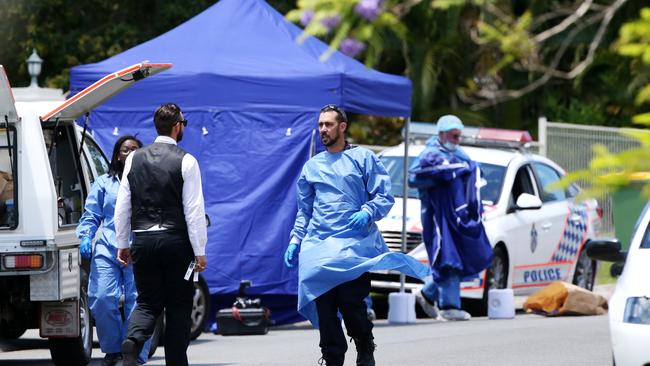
80, 237, 92, 259
348, 210, 371, 231
284, 243, 300, 268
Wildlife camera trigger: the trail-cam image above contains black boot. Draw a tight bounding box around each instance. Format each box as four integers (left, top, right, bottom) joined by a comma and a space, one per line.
121, 338, 139, 366
354, 338, 376, 366
318, 355, 344, 366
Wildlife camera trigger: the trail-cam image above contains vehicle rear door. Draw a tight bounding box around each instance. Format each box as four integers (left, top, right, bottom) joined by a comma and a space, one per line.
40, 63, 171, 227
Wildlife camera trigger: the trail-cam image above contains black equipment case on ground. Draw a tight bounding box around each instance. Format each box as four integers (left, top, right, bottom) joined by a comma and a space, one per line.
216, 280, 271, 336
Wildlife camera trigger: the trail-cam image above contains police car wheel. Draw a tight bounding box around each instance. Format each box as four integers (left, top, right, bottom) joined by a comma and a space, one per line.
465, 246, 508, 316
190, 275, 210, 340
487, 246, 508, 290
572, 249, 595, 291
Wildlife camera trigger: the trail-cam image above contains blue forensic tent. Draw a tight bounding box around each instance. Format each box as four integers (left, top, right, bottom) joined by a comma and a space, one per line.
70, 0, 411, 323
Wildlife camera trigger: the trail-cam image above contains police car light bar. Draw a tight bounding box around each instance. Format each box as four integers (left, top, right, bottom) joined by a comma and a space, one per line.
405, 122, 535, 149
461, 127, 533, 149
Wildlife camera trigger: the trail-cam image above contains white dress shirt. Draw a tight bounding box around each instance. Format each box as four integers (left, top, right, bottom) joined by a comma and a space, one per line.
114, 136, 208, 256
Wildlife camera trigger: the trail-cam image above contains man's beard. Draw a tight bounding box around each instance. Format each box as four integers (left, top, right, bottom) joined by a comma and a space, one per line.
321, 130, 339, 147
177, 130, 184, 142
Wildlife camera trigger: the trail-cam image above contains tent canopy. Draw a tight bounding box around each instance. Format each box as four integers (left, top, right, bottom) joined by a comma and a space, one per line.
70, 0, 411, 116
69, 0, 411, 323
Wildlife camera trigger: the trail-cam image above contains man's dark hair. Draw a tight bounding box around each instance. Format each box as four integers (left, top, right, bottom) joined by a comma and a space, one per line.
320, 104, 349, 126
108, 135, 143, 178
154, 103, 182, 136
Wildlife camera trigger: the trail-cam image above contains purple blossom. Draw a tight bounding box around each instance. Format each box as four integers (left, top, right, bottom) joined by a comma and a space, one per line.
320, 15, 341, 32
354, 0, 383, 21
300, 10, 314, 27
340, 37, 366, 58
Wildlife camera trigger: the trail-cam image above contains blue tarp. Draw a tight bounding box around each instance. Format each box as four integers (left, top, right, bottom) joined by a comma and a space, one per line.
69, 0, 411, 323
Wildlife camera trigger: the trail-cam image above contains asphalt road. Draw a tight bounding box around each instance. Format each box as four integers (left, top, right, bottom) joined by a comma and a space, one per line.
0, 312, 611, 366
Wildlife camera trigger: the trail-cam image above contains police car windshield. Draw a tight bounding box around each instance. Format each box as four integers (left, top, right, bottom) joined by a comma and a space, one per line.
478, 163, 506, 205
380, 156, 506, 204
380, 156, 419, 199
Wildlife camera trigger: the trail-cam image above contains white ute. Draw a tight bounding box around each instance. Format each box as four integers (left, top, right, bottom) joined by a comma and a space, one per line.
0, 63, 170, 365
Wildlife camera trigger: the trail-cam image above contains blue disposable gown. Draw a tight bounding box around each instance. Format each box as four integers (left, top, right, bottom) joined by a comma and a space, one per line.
409, 139, 492, 281
291, 147, 430, 328
76, 174, 150, 359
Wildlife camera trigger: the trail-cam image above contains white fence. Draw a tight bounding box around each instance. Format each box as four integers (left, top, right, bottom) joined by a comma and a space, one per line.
538, 117, 649, 233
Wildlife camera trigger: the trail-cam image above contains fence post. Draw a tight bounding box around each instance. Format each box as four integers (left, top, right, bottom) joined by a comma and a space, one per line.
538, 116, 548, 157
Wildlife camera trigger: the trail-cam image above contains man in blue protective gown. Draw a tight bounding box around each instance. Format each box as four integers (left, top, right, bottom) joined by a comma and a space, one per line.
76, 135, 151, 366
284, 105, 430, 366
409, 115, 492, 321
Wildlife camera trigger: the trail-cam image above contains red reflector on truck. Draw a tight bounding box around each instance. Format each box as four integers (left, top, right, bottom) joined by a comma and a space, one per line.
3, 254, 43, 269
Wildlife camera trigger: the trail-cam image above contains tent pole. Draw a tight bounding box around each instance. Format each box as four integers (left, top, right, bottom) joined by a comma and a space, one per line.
399, 117, 410, 293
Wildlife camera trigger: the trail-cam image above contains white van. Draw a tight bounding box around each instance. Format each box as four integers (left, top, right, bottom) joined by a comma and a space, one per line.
0, 63, 170, 365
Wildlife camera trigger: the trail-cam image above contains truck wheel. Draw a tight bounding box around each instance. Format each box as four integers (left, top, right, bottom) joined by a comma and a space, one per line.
190, 276, 210, 340
49, 270, 93, 366
0, 323, 26, 339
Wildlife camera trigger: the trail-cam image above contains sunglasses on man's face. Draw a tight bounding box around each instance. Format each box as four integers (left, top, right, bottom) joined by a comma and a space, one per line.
176, 119, 188, 127
320, 104, 348, 122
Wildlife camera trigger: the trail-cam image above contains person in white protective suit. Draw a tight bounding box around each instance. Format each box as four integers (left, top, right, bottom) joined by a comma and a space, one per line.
284, 105, 430, 366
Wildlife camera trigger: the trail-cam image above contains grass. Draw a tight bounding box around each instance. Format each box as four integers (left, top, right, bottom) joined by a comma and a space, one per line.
596, 261, 618, 285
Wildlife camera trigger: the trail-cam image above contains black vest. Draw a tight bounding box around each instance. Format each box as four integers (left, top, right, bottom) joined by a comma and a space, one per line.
127, 142, 187, 231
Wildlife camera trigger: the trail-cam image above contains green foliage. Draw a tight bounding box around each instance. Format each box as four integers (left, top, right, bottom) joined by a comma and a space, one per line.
476, 11, 535, 75
614, 7, 650, 115
0, 1, 300, 90
348, 115, 405, 146
1, 0, 648, 143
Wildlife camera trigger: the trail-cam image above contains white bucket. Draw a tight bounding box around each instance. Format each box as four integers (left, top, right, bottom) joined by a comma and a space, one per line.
488, 288, 515, 319
387, 292, 416, 324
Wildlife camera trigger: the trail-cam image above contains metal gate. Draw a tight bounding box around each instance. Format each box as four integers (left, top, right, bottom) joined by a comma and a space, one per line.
538, 117, 649, 233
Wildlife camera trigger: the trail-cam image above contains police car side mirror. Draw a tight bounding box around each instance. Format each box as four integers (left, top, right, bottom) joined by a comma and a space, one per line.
515, 193, 542, 210
585, 238, 627, 263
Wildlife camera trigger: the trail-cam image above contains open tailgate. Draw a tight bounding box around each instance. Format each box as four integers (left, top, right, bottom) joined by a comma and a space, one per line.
0, 66, 18, 123
40, 62, 172, 122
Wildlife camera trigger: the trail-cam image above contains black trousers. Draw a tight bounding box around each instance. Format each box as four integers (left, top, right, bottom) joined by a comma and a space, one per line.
126, 230, 195, 366
315, 273, 373, 364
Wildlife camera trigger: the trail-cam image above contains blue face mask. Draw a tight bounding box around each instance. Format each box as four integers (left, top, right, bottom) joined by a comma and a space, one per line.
443, 141, 458, 151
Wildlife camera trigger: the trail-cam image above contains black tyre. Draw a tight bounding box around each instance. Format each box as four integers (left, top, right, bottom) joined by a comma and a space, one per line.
148, 275, 210, 350
190, 276, 210, 340
466, 246, 508, 316
573, 248, 595, 291
49, 270, 93, 366
0, 317, 27, 339
148, 315, 164, 358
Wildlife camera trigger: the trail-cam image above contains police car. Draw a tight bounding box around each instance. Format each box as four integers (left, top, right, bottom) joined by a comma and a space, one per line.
373, 124, 603, 313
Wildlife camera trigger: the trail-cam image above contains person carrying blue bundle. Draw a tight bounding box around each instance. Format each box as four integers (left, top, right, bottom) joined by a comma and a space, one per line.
284, 104, 430, 366
409, 115, 493, 321
76, 135, 151, 366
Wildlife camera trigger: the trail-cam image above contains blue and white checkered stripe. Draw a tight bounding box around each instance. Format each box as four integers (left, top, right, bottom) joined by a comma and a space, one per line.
551, 204, 589, 262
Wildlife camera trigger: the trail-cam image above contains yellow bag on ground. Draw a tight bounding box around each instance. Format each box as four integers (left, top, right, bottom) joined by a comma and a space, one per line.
523, 281, 608, 316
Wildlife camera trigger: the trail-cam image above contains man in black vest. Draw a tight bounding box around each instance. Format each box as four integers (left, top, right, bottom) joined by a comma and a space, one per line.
115, 103, 207, 366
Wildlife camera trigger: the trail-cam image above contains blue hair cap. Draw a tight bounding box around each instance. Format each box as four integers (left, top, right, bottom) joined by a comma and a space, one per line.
436, 115, 464, 132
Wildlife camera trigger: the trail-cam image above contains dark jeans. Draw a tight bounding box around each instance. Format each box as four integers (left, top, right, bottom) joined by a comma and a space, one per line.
126, 230, 195, 366
315, 273, 373, 364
